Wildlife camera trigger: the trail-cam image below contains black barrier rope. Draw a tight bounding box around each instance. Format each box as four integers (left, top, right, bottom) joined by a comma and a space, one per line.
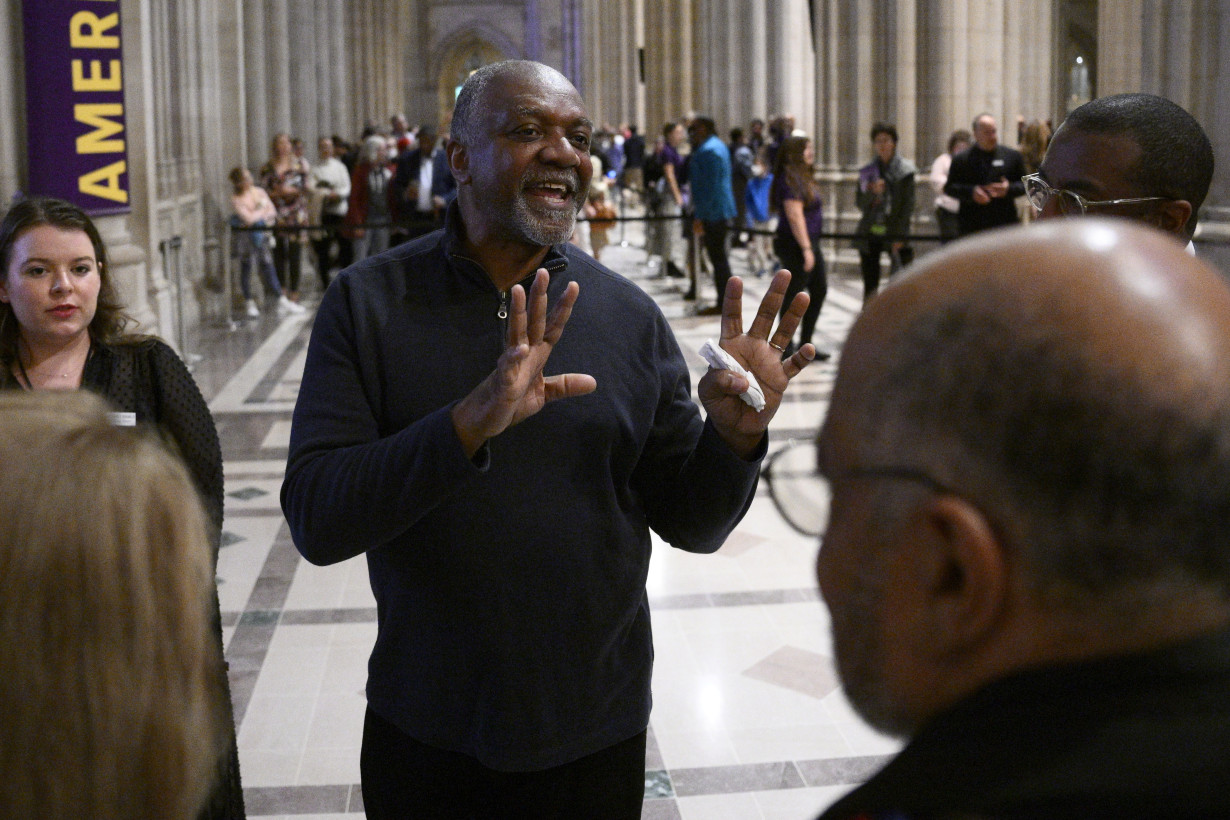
227, 215, 1230, 247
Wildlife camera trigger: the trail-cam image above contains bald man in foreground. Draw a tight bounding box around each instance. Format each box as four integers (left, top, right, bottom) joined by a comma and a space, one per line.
814, 219, 1230, 819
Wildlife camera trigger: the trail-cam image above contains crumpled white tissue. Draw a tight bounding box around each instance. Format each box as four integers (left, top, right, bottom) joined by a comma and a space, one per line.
699, 339, 766, 411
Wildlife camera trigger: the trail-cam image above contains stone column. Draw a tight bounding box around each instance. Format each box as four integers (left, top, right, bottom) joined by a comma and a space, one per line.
244, 0, 269, 167
349, 1, 371, 129
313, 0, 331, 141
289, 0, 319, 144
747, 0, 768, 123
0, 2, 26, 205
1003, 1, 1052, 135
329, 0, 349, 135
1096, 0, 1143, 93
114, 0, 156, 332
894, 0, 918, 164
266, 0, 292, 139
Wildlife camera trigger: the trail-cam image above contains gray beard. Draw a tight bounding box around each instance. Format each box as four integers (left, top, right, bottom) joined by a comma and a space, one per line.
510, 185, 587, 246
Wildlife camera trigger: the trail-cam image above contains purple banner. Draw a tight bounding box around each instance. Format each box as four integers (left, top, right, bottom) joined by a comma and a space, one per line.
22, 0, 131, 215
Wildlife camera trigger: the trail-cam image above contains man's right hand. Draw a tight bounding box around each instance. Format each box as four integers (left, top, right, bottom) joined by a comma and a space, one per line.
450, 270, 597, 457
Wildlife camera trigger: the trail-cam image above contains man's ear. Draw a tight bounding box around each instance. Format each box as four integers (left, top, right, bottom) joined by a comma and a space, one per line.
1148, 198, 1194, 238
446, 140, 470, 185
895, 495, 1008, 659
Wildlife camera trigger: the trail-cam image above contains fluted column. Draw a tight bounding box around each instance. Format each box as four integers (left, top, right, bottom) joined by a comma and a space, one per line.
894, 0, 918, 163
289, 0, 318, 144
813, 0, 841, 168
1003, 1, 1052, 132
350, 1, 371, 128
329, 0, 349, 134
244, 0, 269, 167
266, 0, 292, 139
112, 0, 155, 332
0, 2, 24, 205
313, 0, 330, 140
1096, 0, 1144, 93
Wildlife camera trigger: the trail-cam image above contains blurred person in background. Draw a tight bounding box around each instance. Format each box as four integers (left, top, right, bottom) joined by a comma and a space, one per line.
259, 133, 311, 301
929, 129, 971, 244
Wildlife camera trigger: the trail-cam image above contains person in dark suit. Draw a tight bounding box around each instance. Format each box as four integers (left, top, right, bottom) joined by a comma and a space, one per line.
943, 113, 1026, 236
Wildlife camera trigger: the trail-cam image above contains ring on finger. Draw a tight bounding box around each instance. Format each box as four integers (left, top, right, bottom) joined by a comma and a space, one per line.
769, 341, 786, 352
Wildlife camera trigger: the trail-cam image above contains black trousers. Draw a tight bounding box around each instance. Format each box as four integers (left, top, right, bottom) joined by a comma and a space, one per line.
859, 238, 914, 301
700, 219, 733, 303
774, 235, 825, 347
360, 707, 647, 820
272, 234, 302, 294
311, 212, 351, 289
936, 208, 961, 244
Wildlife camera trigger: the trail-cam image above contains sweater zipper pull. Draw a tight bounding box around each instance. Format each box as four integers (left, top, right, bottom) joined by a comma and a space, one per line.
497, 290, 509, 320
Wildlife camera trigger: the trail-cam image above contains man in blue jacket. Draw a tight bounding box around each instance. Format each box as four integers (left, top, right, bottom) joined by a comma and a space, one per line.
687, 116, 739, 314
281, 60, 817, 820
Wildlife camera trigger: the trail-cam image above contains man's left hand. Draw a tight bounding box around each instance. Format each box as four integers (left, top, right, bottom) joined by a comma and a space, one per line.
698, 272, 815, 459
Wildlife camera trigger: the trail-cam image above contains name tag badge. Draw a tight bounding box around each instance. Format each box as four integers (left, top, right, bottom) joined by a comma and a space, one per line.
992, 159, 1005, 167
107, 412, 137, 427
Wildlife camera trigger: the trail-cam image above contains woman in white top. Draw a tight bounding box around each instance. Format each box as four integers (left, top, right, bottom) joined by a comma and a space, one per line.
930, 129, 971, 244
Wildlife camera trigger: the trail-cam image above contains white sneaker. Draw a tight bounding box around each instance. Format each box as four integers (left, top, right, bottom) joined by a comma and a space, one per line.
245, 299, 261, 318
277, 294, 306, 315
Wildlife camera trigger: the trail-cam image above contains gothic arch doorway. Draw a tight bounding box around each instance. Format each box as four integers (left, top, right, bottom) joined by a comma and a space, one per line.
436, 35, 509, 133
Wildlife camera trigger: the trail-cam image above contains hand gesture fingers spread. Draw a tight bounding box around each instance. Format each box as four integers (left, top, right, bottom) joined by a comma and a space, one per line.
452, 270, 595, 456
699, 272, 817, 458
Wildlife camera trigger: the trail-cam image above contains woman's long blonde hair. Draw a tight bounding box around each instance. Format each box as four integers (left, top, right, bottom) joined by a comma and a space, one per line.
0, 391, 224, 819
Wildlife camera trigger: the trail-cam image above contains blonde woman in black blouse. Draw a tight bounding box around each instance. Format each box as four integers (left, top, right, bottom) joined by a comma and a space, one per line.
0, 197, 245, 819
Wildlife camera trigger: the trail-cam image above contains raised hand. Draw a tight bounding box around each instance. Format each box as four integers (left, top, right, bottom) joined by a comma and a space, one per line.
697, 272, 815, 458
451, 269, 597, 456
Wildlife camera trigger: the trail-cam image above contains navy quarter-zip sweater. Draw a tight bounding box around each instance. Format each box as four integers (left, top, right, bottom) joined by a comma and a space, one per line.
282, 204, 762, 771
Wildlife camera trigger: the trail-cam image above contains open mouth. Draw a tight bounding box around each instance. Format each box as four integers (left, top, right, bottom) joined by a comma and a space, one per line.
524, 179, 575, 205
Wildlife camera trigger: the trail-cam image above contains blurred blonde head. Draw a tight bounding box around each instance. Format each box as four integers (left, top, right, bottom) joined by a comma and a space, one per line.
0, 391, 223, 819
1020, 118, 1052, 173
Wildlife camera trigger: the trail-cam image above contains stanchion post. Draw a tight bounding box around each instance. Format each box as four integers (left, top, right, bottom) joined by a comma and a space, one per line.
223, 222, 237, 331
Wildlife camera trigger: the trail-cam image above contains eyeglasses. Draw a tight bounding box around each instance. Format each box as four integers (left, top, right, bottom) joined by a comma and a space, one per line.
1022, 173, 1168, 216
760, 440, 957, 537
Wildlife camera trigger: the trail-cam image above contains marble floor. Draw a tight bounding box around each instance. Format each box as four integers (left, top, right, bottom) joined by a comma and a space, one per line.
191, 215, 901, 820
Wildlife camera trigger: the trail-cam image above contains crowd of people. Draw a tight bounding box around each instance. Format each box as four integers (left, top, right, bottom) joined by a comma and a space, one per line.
227, 119, 458, 317
223, 104, 1064, 338
2, 54, 1225, 819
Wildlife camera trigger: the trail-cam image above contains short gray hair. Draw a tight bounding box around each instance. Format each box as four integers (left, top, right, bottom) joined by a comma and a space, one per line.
450, 60, 544, 147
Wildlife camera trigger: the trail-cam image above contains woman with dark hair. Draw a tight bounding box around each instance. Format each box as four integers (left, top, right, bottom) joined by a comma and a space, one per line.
770, 135, 829, 360
260, 132, 310, 302
0, 196, 246, 819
